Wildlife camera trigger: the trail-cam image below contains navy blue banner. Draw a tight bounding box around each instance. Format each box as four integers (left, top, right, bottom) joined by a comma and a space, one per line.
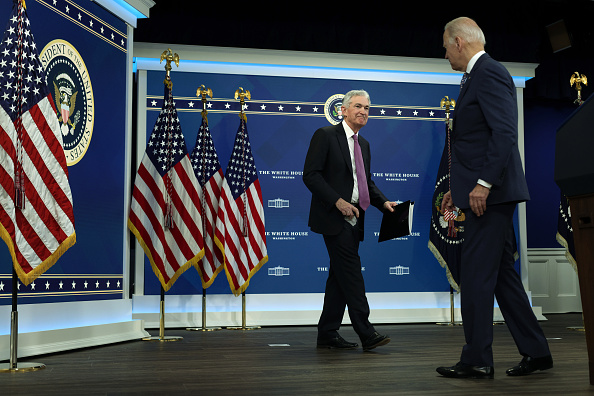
143, 69, 460, 295
0, 0, 128, 304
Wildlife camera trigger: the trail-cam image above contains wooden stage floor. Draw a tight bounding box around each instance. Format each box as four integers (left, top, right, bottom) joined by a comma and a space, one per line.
2, 313, 593, 395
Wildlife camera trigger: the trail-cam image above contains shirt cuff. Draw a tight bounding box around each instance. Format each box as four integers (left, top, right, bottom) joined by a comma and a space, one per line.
477, 179, 492, 189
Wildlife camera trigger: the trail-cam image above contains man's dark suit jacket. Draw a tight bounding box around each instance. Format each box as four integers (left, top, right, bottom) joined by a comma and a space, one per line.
451, 53, 530, 208
303, 122, 387, 241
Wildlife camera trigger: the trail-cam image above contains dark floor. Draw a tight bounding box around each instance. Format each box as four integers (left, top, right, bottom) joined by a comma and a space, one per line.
1, 313, 593, 395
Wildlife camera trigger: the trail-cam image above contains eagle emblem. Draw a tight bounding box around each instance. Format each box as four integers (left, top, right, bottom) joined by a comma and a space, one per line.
53, 73, 80, 136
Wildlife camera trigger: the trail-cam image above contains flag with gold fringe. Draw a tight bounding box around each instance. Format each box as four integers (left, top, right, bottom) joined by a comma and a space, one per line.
214, 117, 267, 296
190, 116, 225, 288
428, 118, 463, 291
128, 83, 204, 291
0, 0, 75, 285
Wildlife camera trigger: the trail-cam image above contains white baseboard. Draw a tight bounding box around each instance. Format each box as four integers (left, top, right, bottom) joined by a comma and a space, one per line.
0, 320, 149, 360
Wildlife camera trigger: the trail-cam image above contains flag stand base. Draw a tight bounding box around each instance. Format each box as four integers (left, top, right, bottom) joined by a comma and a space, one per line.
568, 326, 585, 332
226, 293, 260, 330
1, 272, 46, 373
187, 291, 222, 331
0, 362, 46, 372
436, 289, 462, 326
142, 288, 183, 341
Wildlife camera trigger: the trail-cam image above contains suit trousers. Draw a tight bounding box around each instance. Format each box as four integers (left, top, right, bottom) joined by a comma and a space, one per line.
318, 219, 374, 341
460, 203, 550, 366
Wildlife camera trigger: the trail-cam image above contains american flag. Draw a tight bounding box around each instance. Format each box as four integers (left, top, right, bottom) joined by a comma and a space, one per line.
190, 117, 225, 287
0, 0, 75, 285
128, 83, 204, 292
214, 118, 267, 296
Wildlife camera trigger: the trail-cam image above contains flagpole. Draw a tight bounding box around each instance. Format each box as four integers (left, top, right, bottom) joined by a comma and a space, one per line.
142, 286, 183, 342
0, 267, 45, 372
141, 49, 182, 342
436, 286, 462, 326
225, 89, 261, 331
227, 292, 261, 331
185, 86, 222, 332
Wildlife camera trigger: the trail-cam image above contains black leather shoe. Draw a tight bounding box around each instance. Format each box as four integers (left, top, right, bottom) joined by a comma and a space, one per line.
362, 332, 390, 351
506, 355, 553, 376
317, 335, 358, 349
436, 362, 494, 379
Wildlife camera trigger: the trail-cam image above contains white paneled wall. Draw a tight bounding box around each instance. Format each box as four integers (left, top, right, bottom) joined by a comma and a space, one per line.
528, 248, 582, 313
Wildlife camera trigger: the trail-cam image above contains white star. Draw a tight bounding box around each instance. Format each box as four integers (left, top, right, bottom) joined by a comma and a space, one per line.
413, 110, 418, 116
151, 100, 157, 106
260, 104, 266, 110
96, 280, 100, 288
188, 101, 194, 107
72, 281, 76, 289
380, 109, 385, 115
278, 105, 283, 111
225, 103, 231, 109
313, 106, 319, 112
0, 282, 3, 291
397, 110, 402, 115
31, 282, 36, 290
106, 280, 111, 288
45, 281, 50, 289
429, 111, 435, 116
296, 106, 301, 111
59, 281, 63, 289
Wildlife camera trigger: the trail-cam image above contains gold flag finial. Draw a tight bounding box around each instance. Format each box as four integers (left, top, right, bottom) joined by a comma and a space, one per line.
235, 87, 251, 121
570, 72, 588, 105
440, 96, 456, 127
21, 0, 26, 9
196, 85, 213, 122
160, 48, 179, 88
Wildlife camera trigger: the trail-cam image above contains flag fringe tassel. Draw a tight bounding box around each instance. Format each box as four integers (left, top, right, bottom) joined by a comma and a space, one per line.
128, 219, 204, 292
0, 222, 76, 286
556, 231, 578, 273
427, 240, 460, 292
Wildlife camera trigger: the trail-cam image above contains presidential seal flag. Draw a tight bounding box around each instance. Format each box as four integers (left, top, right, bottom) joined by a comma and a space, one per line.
0, 0, 75, 285
128, 84, 204, 291
214, 118, 267, 296
190, 116, 225, 288
428, 118, 463, 291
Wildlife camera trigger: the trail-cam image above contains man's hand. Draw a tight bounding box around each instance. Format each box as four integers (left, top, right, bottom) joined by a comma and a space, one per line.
336, 198, 359, 218
469, 184, 490, 217
383, 201, 398, 212
441, 190, 454, 213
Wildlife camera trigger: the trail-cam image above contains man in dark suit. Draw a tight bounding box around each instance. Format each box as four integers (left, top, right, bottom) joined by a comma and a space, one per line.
436, 17, 553, 379
303, 90, 396, 351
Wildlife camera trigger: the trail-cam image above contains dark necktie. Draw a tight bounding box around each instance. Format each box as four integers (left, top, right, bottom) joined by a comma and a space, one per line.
460, 72, 469, 91
353, 134, 370, 210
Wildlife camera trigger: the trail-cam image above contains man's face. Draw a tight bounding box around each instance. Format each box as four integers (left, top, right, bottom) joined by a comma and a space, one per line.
341, 95, 370, 132
443, 30, 464, 72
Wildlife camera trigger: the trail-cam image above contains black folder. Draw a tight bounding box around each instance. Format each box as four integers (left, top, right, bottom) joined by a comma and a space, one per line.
378, 200, 414, 242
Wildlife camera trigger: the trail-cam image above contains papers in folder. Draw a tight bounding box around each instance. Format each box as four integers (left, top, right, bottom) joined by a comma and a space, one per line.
378, 200, 414, 242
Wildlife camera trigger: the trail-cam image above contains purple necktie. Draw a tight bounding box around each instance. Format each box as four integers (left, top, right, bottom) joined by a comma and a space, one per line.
353, 134, 370, 210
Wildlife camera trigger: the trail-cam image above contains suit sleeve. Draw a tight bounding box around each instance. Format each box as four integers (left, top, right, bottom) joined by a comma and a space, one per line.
303, 128, 341, 209
476, 62, 519, 187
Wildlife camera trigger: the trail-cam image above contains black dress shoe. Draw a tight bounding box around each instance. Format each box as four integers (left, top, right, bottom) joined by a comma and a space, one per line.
506, 355, 553, 376
436, 362, 494, 379
362, 332, 390, 351
317, 335, 358, 349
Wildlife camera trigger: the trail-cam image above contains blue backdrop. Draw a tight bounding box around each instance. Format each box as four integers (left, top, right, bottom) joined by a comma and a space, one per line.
142, 69, 461, 296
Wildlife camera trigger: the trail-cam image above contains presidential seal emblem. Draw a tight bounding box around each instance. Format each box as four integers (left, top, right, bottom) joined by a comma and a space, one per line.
40, 39, 94, 166
324, 94, 344, 125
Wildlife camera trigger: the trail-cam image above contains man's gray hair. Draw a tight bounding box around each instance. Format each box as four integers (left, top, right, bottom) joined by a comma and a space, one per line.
444, 17, 486, 46
342, 89, 371, 108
